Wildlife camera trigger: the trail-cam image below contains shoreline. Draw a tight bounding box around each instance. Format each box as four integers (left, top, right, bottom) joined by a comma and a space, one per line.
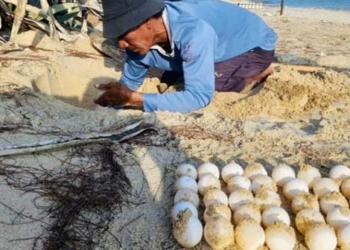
222, 0, 350, 24
243, 0, 350, 11
257, 4, 350, 12
251, 5, 350, 24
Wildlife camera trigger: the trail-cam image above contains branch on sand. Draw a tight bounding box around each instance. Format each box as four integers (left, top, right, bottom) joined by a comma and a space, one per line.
0, 121, 158, 157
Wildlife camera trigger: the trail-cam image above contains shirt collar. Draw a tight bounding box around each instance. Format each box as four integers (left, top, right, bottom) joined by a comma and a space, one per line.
151, 8, 175, 57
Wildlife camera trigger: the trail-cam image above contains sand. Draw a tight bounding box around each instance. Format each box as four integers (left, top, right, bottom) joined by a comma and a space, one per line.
1, 4, 350, 250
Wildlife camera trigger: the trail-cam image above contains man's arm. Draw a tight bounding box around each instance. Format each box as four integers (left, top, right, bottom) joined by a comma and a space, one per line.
142, 22, 218, 113
95, 22, 218, 113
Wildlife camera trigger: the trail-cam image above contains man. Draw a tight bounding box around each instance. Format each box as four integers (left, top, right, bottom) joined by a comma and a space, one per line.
94, 0, 277, 113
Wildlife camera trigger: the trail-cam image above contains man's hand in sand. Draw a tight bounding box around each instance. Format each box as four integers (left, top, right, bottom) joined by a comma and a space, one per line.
94, 82, 143, 108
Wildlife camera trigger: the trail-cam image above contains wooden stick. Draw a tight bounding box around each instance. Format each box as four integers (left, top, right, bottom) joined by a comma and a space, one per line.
0, 55, 49, 61
280, 0, 285, 15
273, 63, 325, 73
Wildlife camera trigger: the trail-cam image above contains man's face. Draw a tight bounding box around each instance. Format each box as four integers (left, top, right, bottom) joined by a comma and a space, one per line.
118, 21, 154, 55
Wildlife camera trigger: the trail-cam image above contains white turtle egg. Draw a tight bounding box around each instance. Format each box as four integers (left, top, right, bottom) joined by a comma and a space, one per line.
272, 164, 296, 187
174, 188, 200, 208
262, 206, 290, 228
283, 178, 309, 201
251, 175, 277, 195
235, 218, 265, 250
198, 174, 221, 196
171, 201, 198, 221
173, 209, 203, 248
203, 189, 228, 207
197, 162, 220, 179
244, 162, 268, 181
174, 176, 198, 193
297, 164, 322, 189
341, 177, 350, 199
221, 161, 244, 183
305, 224, 337, 250
337, 224, 350, 250
228, 189, 254, 212
329, 165, 350, 185
326, 206, 350, 230
234, 203, 261, 225
204, 203, 232, 223
319, 191, 348, 214
295, 208, 325, 235
313, 178, 339, 197
291, 193, 320, 214
204, 216, 234, 250
265, 222, 296, 250
176, 163, 197, 179
255, 188, 282, 210
227, 175, 251, 193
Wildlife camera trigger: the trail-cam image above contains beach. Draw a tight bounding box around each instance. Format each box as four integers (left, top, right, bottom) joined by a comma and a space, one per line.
1, 4, 350, 250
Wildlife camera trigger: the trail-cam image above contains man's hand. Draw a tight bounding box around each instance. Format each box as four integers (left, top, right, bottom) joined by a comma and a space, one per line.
94, 82, 144, 108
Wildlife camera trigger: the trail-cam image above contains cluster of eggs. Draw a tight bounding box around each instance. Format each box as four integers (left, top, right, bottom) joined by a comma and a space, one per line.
171, 161, 350, 250
285, 163, 350, 250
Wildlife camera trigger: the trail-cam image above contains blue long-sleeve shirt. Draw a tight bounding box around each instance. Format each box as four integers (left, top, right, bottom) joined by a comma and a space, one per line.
120, 0, 277, 113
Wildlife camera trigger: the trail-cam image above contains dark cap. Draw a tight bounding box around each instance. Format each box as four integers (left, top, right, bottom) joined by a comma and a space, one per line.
102, 0, 165, 39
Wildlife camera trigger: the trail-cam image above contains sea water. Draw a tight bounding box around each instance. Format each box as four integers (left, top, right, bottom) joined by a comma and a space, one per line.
251, 0, 350, 10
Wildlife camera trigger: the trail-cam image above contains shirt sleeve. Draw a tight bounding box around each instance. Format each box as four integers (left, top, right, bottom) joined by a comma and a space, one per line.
143, 22, 217, 113
119, 52, 148, 91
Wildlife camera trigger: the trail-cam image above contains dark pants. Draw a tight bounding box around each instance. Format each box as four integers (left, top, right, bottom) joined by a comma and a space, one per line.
160, 47, 275, 93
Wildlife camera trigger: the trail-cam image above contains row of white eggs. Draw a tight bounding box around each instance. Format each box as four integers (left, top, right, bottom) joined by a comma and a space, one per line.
173, 163, 282, 249
173, 163, 294, 249
274, 164, 350, 200
213, 191, 350, 249
177, 161, 350, 186
272, 163, 350, 250
201, 181, 235, 249
197, 184, 292, 249
295, 207, 350, 250
172, 162, 350, 249
175, 162, 350, 210
230, 163, 350, 250
202, 202, 296, 249
202, 200, 350, 250
176, 162, 350, 202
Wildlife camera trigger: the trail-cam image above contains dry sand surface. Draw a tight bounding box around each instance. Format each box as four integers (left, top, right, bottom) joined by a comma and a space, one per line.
1, 4, 350, 250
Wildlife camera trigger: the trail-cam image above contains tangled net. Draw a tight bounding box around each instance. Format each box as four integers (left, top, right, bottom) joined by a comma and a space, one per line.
0, 145, 135, 250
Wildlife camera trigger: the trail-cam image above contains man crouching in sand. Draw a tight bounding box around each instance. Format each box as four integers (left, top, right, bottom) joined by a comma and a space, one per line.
94, 0, 277, 113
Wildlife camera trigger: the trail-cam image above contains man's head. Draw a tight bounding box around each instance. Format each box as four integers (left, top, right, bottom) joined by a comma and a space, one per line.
102, 0, 165, 55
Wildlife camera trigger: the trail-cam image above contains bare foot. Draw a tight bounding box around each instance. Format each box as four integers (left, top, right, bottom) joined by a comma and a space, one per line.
240, 64, 274, 93
246, 63, 274, 85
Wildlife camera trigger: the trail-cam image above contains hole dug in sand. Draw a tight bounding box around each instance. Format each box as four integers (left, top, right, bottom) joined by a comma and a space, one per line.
31, 65, 116, 109
4, 31, 122, 109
